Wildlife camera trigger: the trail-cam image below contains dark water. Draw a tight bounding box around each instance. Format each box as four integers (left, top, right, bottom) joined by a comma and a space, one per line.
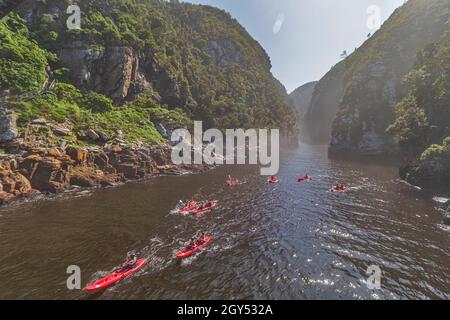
0, 144, 449, 300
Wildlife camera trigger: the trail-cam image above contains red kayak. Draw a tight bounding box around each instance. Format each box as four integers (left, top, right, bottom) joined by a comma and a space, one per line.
268, 178, 279, 184
227, 179, 239, 186
331, 187, 347, 193
84, 258, 146, 292
176, 236, 212, 259
191, 202, 217, 214
179, 201, 197, 213
298, 176, 311, 182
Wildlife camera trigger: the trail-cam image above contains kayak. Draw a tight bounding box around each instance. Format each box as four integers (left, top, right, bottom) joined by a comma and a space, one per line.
227, 179, 239, 186
179, 201, 197, 213
84, 258, 146, 292
176, 236, 212, 259
191, 202, 218, 214
331, 187, 347, 193
268, 179, 279, 184
298, 176, 311, 182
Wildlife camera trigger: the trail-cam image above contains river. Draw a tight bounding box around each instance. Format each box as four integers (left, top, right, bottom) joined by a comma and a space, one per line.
0, 144, 448, 299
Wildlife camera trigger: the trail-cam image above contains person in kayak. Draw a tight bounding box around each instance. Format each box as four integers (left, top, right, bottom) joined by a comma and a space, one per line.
269, 176, 278, 182
196, 233, 206, 245
120, 251, 137, 272
196, 202, 205, 210
185, 238, 196, 251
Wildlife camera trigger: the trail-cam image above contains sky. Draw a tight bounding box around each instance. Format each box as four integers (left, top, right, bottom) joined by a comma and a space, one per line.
183, 0, 406, 93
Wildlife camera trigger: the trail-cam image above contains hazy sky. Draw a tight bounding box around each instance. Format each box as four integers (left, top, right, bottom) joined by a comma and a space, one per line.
183, 0, 406, 92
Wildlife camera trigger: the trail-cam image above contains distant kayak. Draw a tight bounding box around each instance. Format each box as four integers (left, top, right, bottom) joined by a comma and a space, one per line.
330, 187, 347, 193
176, 236, 212, 259
298, 176, 312, 182
227, 179, 239, 187
268, 179, 279, 184
179, 201, 197, 213
192, 202, 218, 214
84, 258, 146, 292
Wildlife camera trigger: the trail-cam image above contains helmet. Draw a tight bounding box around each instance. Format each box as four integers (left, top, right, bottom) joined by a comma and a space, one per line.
127, 251, 136, 259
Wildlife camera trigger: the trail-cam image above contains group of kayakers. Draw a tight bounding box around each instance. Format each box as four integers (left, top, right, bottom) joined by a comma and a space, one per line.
85, 171, 350, 292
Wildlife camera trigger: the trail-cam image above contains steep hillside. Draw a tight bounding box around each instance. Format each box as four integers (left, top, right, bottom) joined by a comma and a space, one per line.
289, 81, 317, 119
288, 81, 317, 142
302, 60, 346, 145
329, 0, 450, 156
0, 0, 295, 152
389, 30, 450, 190
302, 0, 450, 151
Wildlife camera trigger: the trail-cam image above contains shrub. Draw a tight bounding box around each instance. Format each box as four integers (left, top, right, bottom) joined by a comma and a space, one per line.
420, 144, 445, 161
79, 92, 113, 113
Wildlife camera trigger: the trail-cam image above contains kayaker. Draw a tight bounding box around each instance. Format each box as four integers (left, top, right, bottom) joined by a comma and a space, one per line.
120, 251, 137, 271
196, 233, 206, 245
186, 238, 196, 251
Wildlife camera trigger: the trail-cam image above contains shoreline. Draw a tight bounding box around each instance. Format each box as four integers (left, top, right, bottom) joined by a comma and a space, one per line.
0, 144, 213, 207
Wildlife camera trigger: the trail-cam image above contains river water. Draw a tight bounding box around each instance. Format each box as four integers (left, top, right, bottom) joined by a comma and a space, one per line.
0, 144, 448, 299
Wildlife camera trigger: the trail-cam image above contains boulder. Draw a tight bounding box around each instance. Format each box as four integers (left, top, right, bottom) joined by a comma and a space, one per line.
31, 118, 48, 125
0, 108, 18, 142
53, 127, 71, 136
67, 147, 88, 164
96, 130, 111, 142
20, 156, 70, 193
115, 163, 139, 179
48, 148, 62, 158
87, 129, 100, 140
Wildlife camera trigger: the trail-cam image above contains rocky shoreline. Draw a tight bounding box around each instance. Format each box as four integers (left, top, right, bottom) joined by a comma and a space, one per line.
0, 144, 211, 206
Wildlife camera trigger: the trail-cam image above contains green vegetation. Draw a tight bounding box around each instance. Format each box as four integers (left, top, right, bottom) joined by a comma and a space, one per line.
388, 31, 450, 158
0, 13, 53, 94
0, 0, 295, 149
21, 0, 295, 131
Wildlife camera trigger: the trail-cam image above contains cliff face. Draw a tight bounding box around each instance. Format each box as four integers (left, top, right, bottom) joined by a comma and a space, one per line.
301, 0, 450, 152
302, 61, 346, 145
10, 0, 295, 133
288, 81, 317, 142
289, 81, 317, 119
0, 0, 22, 18
328, 0, 450, 156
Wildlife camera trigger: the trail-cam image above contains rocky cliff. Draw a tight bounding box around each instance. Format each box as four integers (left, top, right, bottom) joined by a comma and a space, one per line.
301, 0, 450, 152
329, 0, 450, 156
289, 81, 317, 120
288, 81, 317, 142
0, 144, 210, 205
302, 62, 346, 145
7, 0, 295, 133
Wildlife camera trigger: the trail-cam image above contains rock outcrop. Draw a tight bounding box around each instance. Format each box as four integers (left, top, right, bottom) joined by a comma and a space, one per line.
328, 0, 450, 156
300, 0, 450, 152
0, 106, 18, 142
0, 144, 211, 206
